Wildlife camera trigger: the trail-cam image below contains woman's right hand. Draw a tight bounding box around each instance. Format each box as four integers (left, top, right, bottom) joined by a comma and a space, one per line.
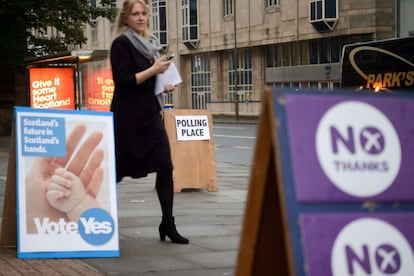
152, 55, 172, 74
135, 55, 172, 85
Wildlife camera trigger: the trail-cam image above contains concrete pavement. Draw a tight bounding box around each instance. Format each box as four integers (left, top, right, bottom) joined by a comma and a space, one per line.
0, 135, 251, 275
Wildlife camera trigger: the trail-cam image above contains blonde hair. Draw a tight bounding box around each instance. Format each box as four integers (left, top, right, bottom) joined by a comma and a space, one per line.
115, 0, 150, 39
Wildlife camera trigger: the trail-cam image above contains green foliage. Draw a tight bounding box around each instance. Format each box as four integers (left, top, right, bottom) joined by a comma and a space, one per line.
0, 0, 117, 70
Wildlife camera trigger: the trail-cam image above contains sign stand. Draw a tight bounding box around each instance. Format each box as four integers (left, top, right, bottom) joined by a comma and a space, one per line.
237, 87, 414, 276
163, 109, 217, 192
0, 123, 17, 247
2, 107, 120, 259
236, 88, 294, 276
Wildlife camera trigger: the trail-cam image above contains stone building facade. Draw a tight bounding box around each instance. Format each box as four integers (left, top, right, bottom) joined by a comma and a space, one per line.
68, 0, 413, 116
1, 0, 412, 135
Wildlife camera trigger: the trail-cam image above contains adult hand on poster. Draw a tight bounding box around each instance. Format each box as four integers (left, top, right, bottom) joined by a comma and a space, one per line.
25, 124, 104, 233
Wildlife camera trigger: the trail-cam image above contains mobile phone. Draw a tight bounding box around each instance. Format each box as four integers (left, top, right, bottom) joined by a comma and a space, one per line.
166, 54, 175, 61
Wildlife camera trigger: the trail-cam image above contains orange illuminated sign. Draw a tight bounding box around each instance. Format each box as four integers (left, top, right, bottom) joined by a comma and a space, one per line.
83, 67, 114, 111
29, 67, 75, 110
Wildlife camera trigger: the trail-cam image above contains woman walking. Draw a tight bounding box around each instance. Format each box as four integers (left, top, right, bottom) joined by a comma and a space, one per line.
110, 0, 189, 244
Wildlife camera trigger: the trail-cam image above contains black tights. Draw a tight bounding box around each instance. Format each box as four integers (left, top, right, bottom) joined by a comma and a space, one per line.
155, 169, 174, 219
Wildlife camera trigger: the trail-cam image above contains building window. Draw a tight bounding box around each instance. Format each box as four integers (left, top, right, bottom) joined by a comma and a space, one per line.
399, 0, 414, 37
310, 39, 339, 64
266, 35, 371, 68
103, 0, 116, 8
152, 0, 167, 46
228, 49, 253, 102
291, 43, 300, 66
266, 46, 276, 67
268, 81, 339, 91
300, 41, 310, 65
281, 44, 291, 66
309, 0, 338, 32
89, 0, 97, 26
163, 92, 173, 105
266, 45, 281, 67
91, 28, 98, 47
223, 0, 234, 17
265, 0, 280, 8
310, 0, 322, 21
182, 0, 199, 49
191, 54, 211, 109
309, 40, 319, 64
267, 43, 305, 67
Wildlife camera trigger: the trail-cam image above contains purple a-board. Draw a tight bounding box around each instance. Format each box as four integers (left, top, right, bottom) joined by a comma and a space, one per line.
300, 213, 414, 275
273, 89, 414, 276
285, 94, 414, 202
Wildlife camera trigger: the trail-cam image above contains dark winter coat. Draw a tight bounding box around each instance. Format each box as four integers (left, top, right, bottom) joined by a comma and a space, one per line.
110, 34, 172, 182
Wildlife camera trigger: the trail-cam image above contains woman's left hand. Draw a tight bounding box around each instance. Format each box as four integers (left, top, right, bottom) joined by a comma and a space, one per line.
164, 84, 176, 93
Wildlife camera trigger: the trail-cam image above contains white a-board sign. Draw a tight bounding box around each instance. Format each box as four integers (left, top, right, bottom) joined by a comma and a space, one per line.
14, 106, 119, 259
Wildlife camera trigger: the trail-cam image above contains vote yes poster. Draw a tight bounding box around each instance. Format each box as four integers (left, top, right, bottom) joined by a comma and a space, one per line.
15, 106, 119, 259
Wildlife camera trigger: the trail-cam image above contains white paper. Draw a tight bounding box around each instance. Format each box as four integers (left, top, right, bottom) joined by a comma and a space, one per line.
155, 62, 182, 95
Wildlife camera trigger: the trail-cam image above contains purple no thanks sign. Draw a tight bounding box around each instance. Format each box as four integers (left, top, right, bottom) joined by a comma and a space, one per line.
300, 213, 414, 276
284, 94, 414, 202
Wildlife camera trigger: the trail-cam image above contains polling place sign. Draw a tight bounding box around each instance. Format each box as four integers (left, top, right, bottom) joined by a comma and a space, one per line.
15, 106, 119, 259
175, 115, 210, 141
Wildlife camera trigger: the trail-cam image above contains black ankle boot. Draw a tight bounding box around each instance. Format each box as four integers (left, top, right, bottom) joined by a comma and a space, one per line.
159, 217, 189, 244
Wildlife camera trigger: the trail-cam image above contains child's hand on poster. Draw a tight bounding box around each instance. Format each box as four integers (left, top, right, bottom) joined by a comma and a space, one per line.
47, 168, 88, 212
47, 167, 102, 221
